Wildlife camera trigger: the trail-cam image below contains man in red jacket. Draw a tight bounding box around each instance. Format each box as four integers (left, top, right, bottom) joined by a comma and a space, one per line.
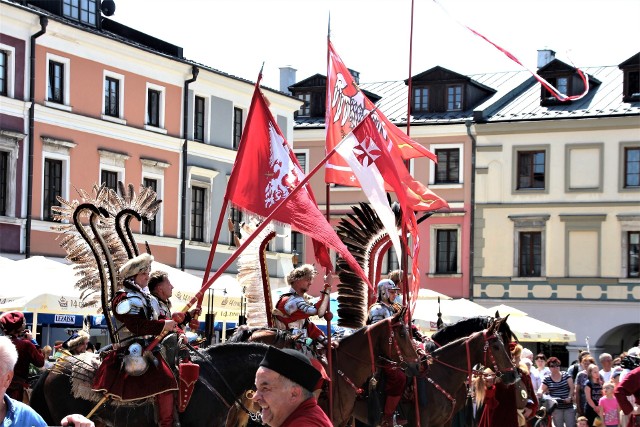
252, 346, 331, 427
0, 311, 44, 401
615, 365, 640, 427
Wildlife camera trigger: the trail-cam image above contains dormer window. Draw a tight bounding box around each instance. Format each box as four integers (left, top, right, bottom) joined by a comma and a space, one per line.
447, 85, 463, 111
624, 69, 639, 102
296, 92, 311, 117
63, 0, 98, 26
542, 75, 572, 103
413, 87, 429, 112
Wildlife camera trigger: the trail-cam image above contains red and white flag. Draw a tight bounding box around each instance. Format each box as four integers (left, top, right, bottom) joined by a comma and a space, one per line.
325, 40, 437, 187
226, 75, 374, 294
334, 114, 420, 304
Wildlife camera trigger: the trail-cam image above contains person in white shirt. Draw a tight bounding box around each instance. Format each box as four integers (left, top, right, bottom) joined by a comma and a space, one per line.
598, 352, 613, 382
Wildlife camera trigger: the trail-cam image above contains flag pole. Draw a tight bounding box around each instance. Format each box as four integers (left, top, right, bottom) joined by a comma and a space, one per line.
325, 15, 334, 422
406, 1, 421, 426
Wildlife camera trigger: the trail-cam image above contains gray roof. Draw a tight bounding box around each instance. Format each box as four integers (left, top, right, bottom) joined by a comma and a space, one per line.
294, 64, 640, 128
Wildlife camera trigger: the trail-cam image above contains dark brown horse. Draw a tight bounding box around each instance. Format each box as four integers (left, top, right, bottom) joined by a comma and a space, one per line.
30, 342, 269, 427
348, 316, 518, 427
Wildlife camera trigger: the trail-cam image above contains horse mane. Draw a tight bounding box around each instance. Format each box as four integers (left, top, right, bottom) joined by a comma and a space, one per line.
194, 341, 269, 363
429, 316, 517, 350
335, 202, 401, 329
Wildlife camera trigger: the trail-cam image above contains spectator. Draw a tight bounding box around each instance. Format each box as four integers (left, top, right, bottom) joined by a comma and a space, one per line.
576, 416, 589, 427
600, 353, 614, 382
0, 311, 44, 401
541, 356, 575, 427
575, 355, 598, 417
52, 340, 64, 359
40, 345, 54, 370
252, 346, 331, 427
615, 365, 640, 427
597, 381, 619, 427
611, 368, 623, 386
61, 330, 90, 356
473, 367, 498, 427
584, 363, 604, 425
534, 353, 551, 395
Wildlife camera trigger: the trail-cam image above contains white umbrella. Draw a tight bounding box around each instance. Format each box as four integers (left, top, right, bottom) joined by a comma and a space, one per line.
487, 304, 576, 343
417, 288, 452, 300
412, 298, 491, 332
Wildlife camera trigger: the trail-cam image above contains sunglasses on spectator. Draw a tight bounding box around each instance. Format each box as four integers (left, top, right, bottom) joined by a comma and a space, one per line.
536, 357, 545, 360
549, 363, 560, 367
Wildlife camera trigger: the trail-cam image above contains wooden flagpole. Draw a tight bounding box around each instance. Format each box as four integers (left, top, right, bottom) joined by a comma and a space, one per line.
325, 14, 334, 422
406, 1, 422, 426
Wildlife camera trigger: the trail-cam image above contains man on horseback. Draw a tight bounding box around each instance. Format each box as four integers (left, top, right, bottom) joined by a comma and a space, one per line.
272, 264, 333, 348
368, 277, 407, 427
92, 253, 179, 427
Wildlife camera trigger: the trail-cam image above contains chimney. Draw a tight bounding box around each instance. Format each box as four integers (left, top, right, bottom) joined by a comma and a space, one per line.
537, 49, 556, 68
279, 66, 297, 95
348, 68, 360, 84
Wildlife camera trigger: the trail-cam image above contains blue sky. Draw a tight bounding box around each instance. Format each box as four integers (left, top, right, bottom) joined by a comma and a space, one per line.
113, 0, 639, 90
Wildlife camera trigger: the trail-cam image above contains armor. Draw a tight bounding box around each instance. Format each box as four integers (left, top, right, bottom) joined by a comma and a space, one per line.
114, 285, 157, 340
273, 288, 329, 343
368, 302, 397, 324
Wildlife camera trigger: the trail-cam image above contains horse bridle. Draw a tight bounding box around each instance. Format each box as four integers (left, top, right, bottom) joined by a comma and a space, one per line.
367, 318, 420, 373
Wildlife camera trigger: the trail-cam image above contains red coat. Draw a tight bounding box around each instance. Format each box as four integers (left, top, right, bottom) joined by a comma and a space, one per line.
274, 294, 325, 341
280, 397, 332, 427
615, 367, 640, 418
92, 291, 177, 401
7, 336, 44, 400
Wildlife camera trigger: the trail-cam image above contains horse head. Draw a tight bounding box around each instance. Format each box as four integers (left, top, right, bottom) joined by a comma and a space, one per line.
373, 308, 421, 377
483, 317, 519, 385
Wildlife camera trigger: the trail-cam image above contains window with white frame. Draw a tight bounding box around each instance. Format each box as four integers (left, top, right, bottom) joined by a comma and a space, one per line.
0, 132, 20, 217
45, 53, 71, 111
63, 0, 98, 26
98, 149, 128, 191
0, 45, 15, 98
429, 224, 461, 275
191, 186, 206, 242
617, 214, 639, 279
102, 71, 125, 123
41, 136, 75, 221
141, 158, 168, 237
229, 206, 243, 246
291, 231, 304, 267
296, 92, 311, 117
429, 143, 463, 186
187, 166, 217, 243
294, 150, 308, 174
510, 215, 549, 278
413, 87, 429, 112
145, 83, 166, 132
513, 145, 550, 194
233, 107, 243, 149
447, 85, 463, 111
194, 95, 206, 142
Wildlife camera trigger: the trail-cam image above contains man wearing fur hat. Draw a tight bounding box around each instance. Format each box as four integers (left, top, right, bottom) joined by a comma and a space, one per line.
91, 253, 179, 427
272, 264, 333, 348
61, 330, 90, 355
0, 311, 44, 401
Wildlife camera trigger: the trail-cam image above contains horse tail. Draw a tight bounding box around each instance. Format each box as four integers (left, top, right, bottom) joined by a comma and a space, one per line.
29, 369, 54, 425
367, 375, 382, 426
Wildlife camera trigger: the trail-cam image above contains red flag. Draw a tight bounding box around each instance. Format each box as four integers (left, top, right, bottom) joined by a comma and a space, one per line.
326, 40, 437, 187
226, 76, 374, 294
338, 114, 440, 307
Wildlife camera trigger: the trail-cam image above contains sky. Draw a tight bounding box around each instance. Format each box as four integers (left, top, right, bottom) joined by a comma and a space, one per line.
112, 0, 640, 91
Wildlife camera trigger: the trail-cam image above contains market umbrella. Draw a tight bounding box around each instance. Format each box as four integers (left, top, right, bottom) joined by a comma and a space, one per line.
412, 298, 491, 333
487, 304, 577, 343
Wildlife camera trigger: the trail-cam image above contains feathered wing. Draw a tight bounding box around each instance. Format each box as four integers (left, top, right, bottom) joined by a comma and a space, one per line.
335, 202, 401, 329
235, 217, 275, 328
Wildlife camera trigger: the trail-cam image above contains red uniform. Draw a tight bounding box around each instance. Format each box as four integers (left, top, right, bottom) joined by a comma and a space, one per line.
92, 290, 177, 401
615, 366, 640, 426
280, 397, 332, 427
7, 336, 44, 400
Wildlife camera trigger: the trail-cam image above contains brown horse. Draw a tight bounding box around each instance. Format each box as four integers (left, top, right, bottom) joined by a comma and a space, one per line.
228, 309, 420, 426
353, 316, 518, 427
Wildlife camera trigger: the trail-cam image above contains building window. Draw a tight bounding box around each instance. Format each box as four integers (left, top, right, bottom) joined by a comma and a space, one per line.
295, 152, 307, 174
233, 107, 243, 149
191, 186, 205, 242
519, 231, 542, 277
142, 178, 157, 235
194, 96, 205, 142
517, 150, 545, 189
623, 69, 639, 102
291, 231, 304, 267
629, 231, 639, 278
435, 148, 460, 184
383, 247, 399, 275
48, 61, 64, 104
101, 170, 118, 191
447, 85, 463, 111
413, 87, 429, 112
0, 151, 7, 215
104, 77, 119, 117
63, 0, 97, 26
436, 229, 458, 274
297, 93, 311, 116
229, 206, 243, 246
43, 158, 62, 221
0, 51, 7, 96
147, 89, 161, 127
625, 147, 640, 188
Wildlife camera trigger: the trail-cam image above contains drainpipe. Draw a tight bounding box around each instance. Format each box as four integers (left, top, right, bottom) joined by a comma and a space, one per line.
180, 65, 199, 270
25, 16, 48, 258
465, 120, 477, 301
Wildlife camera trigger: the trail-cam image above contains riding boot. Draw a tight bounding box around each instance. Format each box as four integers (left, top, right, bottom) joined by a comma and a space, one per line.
157, 391, 175, 427
382, 395, 406, 426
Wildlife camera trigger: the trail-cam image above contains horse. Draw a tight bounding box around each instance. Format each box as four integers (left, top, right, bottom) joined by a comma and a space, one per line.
30, 342, 269, 427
